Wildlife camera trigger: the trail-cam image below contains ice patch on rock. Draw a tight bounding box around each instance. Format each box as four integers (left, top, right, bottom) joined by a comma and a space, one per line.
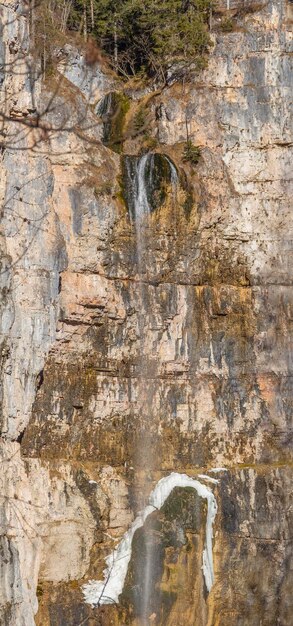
197, 474, 219, 484
83, 472, 218, 606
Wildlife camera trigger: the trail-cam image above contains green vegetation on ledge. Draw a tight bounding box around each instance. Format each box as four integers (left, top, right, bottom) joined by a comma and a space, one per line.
44, 0, 212, 84
183, 141, 202, 165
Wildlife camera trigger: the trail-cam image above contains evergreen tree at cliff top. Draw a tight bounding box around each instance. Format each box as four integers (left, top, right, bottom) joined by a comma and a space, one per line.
66, 0, 212, 82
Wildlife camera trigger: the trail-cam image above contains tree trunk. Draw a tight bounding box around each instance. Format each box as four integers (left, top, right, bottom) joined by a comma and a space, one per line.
90, 0, 94, 30
83, 1, 87, 41
114, 20, 118, 72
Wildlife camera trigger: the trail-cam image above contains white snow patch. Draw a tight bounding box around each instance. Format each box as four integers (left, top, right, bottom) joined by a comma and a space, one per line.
197, 474, 219, 484
83, 472, 217, 606
89, 480, 98, 484
209, 467, 228, 473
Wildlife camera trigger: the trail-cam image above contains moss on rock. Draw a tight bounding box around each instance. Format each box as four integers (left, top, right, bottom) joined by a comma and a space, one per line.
97, 92, 130, 153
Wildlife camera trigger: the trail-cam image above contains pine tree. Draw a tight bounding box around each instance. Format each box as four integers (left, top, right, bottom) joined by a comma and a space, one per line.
53, 0, 212, 82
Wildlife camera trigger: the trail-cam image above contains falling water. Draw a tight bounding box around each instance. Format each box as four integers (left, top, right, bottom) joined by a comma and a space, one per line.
135, 153, 153, 219
95, 92, 113, 144
125, 152, 178, 271
165, 155, 178, 193
128, 153, 155, 625
95, 92, 113, 117
133, 153, 153, 273
125, 153, 154, 253
126, 152, 178, 625
83, 155, 218, 621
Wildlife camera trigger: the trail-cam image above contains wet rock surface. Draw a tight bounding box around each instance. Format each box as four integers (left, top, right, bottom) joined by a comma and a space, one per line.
0, 0, 292, 624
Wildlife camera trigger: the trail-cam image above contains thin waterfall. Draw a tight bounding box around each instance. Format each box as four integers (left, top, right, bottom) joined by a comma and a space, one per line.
125, 152, 178, 272
133, 154, 153, 278
135, 153, 153, 220
87, 152, 179, 623
165, 155, 178, 192
83, 154, 219, 622
128, 153, 178, 625
95, 92, 112, 117
121, 154, 152, 623
127, 154, 154, 562
95, 92, 113, 145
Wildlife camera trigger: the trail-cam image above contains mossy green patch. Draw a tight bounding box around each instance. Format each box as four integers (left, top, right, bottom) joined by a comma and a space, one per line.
161, 486, 206, 532
98, 92, 130, 153
178, 168, 195, 218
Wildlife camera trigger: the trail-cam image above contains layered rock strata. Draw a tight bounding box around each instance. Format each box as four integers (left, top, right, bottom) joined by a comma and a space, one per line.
0, 0, 292, 624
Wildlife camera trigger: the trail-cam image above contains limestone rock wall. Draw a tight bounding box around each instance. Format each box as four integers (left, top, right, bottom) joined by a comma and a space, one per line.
0, 0, 292, 625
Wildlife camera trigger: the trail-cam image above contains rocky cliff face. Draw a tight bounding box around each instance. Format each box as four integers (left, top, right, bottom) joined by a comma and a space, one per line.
0, 1, 292, 625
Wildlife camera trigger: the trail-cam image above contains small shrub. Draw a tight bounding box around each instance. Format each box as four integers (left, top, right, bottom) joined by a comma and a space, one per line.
183, 141, 201, 165
220, 17, 235, 32
133, 107, 148, 133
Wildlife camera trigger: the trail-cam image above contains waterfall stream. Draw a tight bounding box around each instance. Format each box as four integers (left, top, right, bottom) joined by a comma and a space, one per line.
83, 153, 218, 624
128, 152, 179, 624
96, 92, 113, 144
135, 153, 153, 221
129, 153, 153, 279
